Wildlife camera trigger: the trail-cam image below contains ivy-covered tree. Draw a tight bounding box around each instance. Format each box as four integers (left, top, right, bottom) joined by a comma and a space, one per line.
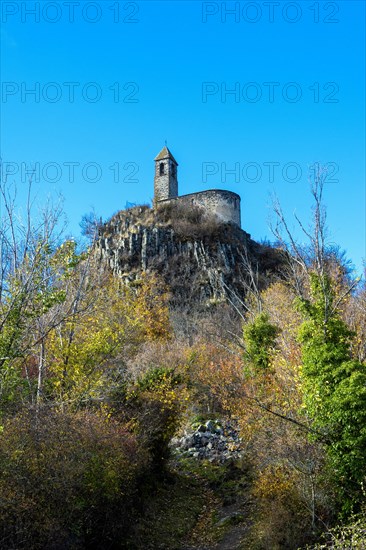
297, 272, 366, 513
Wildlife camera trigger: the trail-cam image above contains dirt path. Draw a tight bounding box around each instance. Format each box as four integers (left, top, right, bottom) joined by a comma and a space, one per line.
213, 523, 248, 550
212, 500, 251, 550
184, 497, 252, 550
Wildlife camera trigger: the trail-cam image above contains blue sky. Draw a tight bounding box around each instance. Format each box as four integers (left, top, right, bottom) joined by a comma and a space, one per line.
1, 0, 365, 273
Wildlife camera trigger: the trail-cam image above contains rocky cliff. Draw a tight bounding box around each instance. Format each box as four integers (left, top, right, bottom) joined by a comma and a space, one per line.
96, 203, 282, 311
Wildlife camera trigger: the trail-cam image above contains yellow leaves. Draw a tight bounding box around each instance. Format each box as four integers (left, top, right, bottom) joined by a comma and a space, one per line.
255, 465, 288, 496
261, 281, 302, 362
132, 272, 171, 341
44, 272, 172, 405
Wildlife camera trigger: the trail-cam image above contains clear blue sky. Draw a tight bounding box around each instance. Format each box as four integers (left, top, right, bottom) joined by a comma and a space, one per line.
1, 0, 365, 273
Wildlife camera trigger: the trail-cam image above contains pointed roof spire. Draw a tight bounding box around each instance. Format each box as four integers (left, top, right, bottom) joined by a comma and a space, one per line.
154, 146, 178, 165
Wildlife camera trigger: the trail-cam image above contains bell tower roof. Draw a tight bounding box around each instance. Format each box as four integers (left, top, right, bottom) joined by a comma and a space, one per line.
154, 146, 178, 165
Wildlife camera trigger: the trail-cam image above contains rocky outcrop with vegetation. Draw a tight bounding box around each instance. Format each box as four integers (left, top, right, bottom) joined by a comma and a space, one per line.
96, 203, 283, 310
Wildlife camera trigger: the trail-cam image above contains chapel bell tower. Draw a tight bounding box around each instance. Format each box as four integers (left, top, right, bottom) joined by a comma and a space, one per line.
154, 146, 178, 202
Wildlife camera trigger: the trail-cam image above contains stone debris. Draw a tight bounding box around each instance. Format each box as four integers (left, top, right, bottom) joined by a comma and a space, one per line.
170, 420, 243, 463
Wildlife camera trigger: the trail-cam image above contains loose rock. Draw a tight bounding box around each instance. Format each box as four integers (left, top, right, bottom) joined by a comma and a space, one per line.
170, 419, 242, 463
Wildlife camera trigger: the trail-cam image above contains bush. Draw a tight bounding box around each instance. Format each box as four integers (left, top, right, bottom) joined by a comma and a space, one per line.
123, 367, 189, 466
248, 464, 317, 550
309, 510, 366, 549
156, 202, 230, 242
0, 407, 146, 549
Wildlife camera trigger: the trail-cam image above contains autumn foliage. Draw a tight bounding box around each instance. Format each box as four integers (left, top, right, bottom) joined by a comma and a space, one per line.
1, 178, 365, 549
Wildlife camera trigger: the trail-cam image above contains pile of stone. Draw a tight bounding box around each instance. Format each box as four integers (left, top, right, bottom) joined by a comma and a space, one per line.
170, 419, 243, 463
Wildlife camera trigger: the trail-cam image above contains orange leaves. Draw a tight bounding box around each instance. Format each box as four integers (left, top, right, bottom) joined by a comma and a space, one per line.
132, 272, 171, 341
187, 342, 244, 415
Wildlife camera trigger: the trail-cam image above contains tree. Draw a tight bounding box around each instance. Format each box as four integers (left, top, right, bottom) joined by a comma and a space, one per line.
0, 178, 73, 411
297, 272, 366, 512
45, 272, 171, 408
269, 165, 365, 515
79, 210, 102, 244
